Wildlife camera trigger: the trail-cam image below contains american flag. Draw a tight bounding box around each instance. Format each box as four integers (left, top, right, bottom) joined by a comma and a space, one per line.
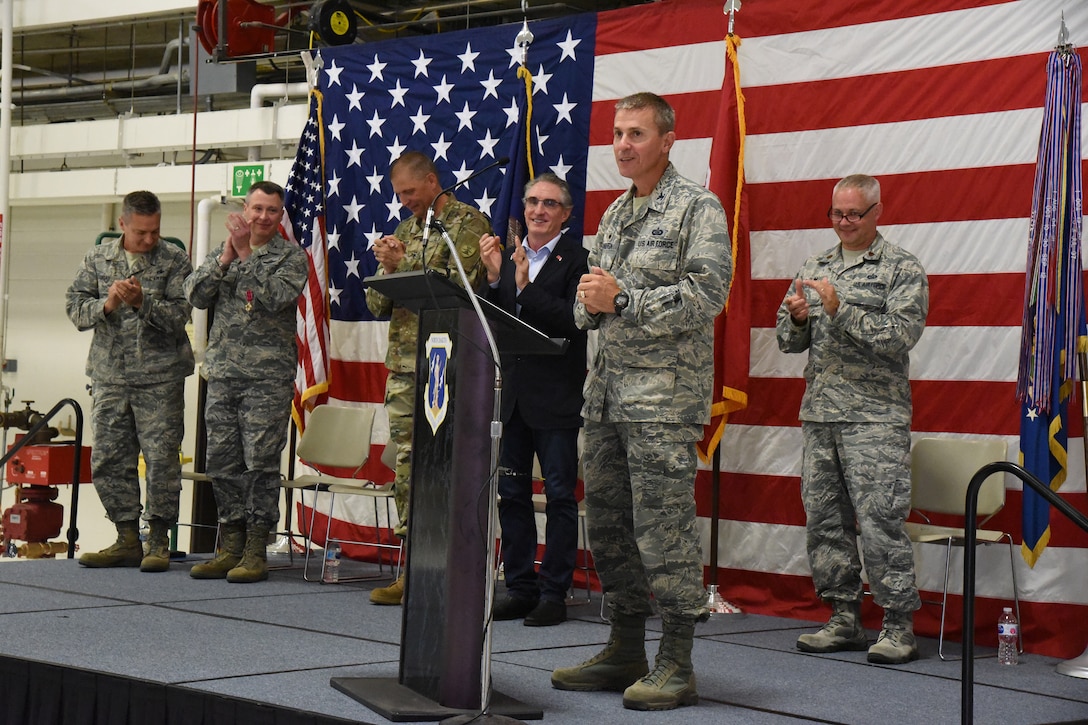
284, 92, 331, 429
294, 0, 1088, 657
303, 11, 592, 431
715, 0, 1088, 658
289, 18, 593, 487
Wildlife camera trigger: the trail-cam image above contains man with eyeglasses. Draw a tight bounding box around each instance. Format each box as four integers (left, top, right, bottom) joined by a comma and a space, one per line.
550, 92, 731, 711
185, 181, 309, 584
777, 174, 929, 664
479, 173, 589, 627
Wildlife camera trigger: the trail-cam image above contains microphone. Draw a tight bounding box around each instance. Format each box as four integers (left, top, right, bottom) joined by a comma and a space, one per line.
422, 156, 510, 253
438, 156, 510, 199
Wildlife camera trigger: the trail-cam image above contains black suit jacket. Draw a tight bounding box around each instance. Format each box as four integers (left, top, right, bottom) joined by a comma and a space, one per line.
485, 233, 589, 429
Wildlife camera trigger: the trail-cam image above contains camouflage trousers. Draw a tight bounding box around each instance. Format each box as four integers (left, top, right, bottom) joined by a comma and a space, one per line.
204, 377, 293, 527
583, 419, 707, 624
90, 380, 184, 525
800, 421, 920, 612
385, 371, 415, 538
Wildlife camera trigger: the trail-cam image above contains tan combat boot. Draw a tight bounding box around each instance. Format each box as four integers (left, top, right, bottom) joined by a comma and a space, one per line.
797, 599, 868, 653
551, 613, 648, 691
226, 522, 270, 583
190, 521, 245, 579
140, 519, 172, 572
370, 572, 405, 605
79, 520, 142, 568
622, 619, 698, 711
867, 609, 919, 664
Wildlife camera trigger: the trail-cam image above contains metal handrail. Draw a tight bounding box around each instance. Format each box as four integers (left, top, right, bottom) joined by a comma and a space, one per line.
0, 398, 84, 559
961, 461, 1088, 723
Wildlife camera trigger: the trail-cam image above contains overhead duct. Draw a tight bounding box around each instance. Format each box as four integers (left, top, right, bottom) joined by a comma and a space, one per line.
12, 37, 189, 104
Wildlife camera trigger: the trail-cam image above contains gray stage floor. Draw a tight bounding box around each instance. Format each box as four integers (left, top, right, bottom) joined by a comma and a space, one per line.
0, 555, 1085, 725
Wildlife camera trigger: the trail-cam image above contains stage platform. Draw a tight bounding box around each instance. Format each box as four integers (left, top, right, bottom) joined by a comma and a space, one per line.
0, 555, 1085, 725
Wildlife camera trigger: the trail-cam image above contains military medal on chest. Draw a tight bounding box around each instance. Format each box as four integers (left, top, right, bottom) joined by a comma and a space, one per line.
245, 290, 253, 312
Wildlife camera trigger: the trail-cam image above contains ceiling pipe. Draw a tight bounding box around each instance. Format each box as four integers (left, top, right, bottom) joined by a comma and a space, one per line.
192, 194, 233, 364
247, 81, 308, 162
13, 37, 189, 104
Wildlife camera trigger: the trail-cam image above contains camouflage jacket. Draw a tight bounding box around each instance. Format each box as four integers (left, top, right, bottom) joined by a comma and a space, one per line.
775, 233, 929, 424
575, 163, 732, 424
65, 238, 194, 385
365, 196, 488, 374
184, 233, 309, 382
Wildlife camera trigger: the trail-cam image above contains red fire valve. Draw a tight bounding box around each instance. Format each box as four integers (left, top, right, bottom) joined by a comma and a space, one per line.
2, 485, 64, 543
5, 442, 92, 485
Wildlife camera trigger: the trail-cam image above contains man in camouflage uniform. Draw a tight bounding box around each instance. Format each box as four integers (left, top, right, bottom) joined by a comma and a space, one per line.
365, 151, 488, 605
551, 93, 731, 711
184, 181, 308, 584
776, 174, 928, 664
66, 190, 194, 573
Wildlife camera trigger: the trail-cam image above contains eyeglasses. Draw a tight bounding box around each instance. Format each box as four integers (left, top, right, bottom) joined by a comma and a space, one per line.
827, 202, 878, 223
523, 196, 565, 210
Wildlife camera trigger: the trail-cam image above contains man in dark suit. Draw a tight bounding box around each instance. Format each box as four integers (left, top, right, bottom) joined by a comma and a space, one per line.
479, 173, 589, 626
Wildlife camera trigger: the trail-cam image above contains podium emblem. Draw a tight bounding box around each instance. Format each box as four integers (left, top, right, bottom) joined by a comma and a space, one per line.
424, 333, 452, 435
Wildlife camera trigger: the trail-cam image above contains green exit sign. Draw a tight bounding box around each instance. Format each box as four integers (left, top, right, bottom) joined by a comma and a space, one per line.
231, 164, 265, 196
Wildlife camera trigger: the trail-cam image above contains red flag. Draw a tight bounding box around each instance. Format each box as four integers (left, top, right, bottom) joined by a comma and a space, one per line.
698, 33, 750, 462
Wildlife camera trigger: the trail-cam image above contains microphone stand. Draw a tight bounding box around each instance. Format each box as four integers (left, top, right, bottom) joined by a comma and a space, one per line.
420, 156, 509, 265
429, 218, 522, 725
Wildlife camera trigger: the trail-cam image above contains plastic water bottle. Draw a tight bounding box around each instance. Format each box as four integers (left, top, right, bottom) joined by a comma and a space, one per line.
997, 607, 1019, 665
323, 544, 341, 583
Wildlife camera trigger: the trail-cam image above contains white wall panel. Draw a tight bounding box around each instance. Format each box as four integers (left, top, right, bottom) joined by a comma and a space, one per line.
13, 106, 308, 161
11, 158, 295, 205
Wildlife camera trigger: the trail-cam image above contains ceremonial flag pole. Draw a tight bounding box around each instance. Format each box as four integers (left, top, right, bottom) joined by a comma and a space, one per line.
700, 0, 748, 616
1016, 14, 1084, 570
1015, 14, 1088, 678
1034, 16, 1088, 682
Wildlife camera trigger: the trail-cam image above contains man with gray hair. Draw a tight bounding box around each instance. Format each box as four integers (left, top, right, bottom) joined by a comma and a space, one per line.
67, 190, 194, 572
777, 174, 928, 664
480, 173, 589, 627
551, 92, 731, 710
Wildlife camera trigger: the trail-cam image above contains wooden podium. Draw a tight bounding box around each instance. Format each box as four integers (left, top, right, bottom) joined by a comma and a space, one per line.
332, 271, 565, 722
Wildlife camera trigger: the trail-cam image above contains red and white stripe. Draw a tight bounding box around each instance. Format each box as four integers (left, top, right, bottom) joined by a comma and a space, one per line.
290, 212, 331, 425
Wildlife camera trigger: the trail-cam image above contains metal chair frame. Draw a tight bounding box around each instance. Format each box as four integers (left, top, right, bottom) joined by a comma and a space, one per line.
908, 436, 1021, 661
280, 405, 400, 583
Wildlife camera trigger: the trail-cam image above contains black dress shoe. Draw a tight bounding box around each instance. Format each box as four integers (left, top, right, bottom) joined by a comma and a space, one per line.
524, 599, 567, 627
493, 595, 538, 621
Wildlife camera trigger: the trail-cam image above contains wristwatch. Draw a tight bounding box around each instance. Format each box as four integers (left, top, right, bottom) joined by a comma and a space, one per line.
612, 290, 630, 314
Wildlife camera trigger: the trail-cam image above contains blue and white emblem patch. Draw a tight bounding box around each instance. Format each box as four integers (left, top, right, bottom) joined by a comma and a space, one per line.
424, 333, 452, 435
